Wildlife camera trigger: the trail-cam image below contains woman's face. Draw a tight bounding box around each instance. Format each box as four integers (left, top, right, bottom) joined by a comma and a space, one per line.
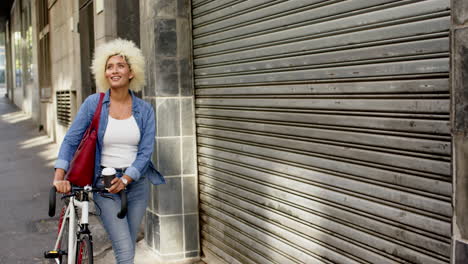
105, 55, 134, 89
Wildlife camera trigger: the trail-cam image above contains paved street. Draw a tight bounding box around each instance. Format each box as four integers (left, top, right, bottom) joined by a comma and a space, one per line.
0, 95, 58, 263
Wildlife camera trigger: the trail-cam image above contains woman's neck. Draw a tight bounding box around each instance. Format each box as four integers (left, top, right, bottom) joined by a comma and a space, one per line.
109, 88, 131, 102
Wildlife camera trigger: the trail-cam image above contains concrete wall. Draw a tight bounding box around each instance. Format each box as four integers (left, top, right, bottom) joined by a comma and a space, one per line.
30, 0, 40, 124
452, 0, 468, 263
6, 0, 40, 126
49, 0, 81, 143
93, 0, 117, 46
140, 0, 200, 262
5, 20, 13, 101
10, 1, 23, 109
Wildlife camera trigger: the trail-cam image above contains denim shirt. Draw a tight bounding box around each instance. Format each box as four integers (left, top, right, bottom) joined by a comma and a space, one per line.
54, 90, 165, 186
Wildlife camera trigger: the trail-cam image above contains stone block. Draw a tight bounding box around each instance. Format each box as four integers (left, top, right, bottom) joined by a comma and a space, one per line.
147, 184, 154, 210
154, 0, 177, 17
181, 98, 195, 136
456, 240, 468, 264
177, 0, 189, 18
455, 134, 468, 239
179, 58, 193, 96
453, 28, 468, 132
177, 19, 191, 58
153, 213, 160, 236
155, 98, 180, 137
182, 137, 196, 175
155, 177, 183, 215
140, 0, 148, 21
144, 53, 156, 97
184, 214, 199, 251
161, 252, 186, 261
144, 211, 154, 248
183, 176, 197, 213
153, 214, 161, 251
116, 0, 140, 45
155, 58, 179, 96
154, 19, 177, 57
155, 137, 181, 176
160, 215, 184, 254
453, 0, 468, 26
152, 184, 159, 212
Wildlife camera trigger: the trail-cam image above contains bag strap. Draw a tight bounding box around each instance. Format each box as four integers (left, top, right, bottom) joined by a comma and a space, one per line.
89, 93, 105, 131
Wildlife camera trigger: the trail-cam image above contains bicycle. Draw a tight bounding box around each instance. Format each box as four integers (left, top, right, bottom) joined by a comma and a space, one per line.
44, 185, 127, 264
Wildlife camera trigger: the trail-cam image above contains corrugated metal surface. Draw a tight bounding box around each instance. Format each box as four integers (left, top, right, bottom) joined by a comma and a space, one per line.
192, 0, 452, 263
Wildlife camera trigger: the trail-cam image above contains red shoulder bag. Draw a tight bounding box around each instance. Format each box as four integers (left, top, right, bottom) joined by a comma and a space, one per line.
66, 93, 105, 186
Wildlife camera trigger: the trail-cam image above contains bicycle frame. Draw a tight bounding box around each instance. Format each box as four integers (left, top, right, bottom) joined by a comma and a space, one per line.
53, 195, 90, 264
46, 185, 127, 263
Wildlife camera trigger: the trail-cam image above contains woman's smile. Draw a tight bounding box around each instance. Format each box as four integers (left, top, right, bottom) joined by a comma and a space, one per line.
105, 55, 134, 88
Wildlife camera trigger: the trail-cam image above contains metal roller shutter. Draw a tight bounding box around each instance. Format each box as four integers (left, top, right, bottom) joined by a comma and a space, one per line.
192, 0, 451, 263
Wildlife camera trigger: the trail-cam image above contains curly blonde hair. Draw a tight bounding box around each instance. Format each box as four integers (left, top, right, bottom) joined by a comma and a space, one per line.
91, 38, 146, 92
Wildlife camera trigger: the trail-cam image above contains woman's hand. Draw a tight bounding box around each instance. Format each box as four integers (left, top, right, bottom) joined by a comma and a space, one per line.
108, 175, 132, 194
53, 180, 71, 194
53, 168, 71, 193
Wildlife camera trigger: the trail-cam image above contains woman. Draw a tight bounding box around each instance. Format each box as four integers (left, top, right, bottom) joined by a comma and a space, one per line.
52, 38, 165, 264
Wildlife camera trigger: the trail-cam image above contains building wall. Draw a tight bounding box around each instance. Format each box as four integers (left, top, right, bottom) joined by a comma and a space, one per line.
30, 0, 39, 124
4, 0, 40, 126
10, 1, 24, 109
20, 0, 33, 117
49, 0, 81, 143
93, 0, 117, 46
451, 0, 468, 263
5, 20, 13, 102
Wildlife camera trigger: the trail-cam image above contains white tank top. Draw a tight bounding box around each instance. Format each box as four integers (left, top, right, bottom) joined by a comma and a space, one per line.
101, 115, 140, 168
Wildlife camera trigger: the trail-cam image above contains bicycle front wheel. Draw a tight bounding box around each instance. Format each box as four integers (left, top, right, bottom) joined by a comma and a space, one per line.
76, 235, 93, 264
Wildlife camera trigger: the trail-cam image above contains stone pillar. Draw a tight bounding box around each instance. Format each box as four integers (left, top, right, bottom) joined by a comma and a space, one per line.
140, 0, 199, 262
116, 0, 140, 46
452, 1, 468, 263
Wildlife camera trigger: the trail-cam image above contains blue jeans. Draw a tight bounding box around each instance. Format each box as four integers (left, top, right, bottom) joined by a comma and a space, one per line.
93, 171, 149, 264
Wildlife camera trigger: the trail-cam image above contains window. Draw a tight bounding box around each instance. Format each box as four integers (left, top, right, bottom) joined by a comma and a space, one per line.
37, 0, 51, 99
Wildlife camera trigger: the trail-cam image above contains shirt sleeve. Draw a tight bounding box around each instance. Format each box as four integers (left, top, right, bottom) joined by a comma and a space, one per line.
125, 104, 156, 181
54, 95, 95, 171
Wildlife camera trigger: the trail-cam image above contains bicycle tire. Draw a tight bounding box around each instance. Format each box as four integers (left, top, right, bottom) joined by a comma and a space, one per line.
57, 205, 69, 263
76, 235, 93, 264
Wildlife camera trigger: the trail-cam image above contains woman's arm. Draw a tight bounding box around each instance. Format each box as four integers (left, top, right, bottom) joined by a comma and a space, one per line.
54, 94, 96, 172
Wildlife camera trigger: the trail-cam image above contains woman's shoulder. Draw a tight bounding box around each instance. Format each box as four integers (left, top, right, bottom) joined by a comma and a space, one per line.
133, 96, 154, 113
83, 92, 102, 104
76, 93, 104, 116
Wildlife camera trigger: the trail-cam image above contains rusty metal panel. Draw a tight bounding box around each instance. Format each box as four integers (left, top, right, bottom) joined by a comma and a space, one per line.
193, 0, 452, 263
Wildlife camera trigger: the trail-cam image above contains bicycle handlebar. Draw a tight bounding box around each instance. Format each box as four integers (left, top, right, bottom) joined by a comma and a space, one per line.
48, 186, 57, 217
48, 185, 128, 219
117, 191, 127, 219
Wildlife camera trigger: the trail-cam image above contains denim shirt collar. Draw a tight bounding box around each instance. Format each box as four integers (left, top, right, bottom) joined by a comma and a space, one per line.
103, 89, 140, 114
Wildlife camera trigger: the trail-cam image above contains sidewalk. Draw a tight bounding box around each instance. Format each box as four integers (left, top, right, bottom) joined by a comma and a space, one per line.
0, 95, 59, 263
0, 95, 194, 263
